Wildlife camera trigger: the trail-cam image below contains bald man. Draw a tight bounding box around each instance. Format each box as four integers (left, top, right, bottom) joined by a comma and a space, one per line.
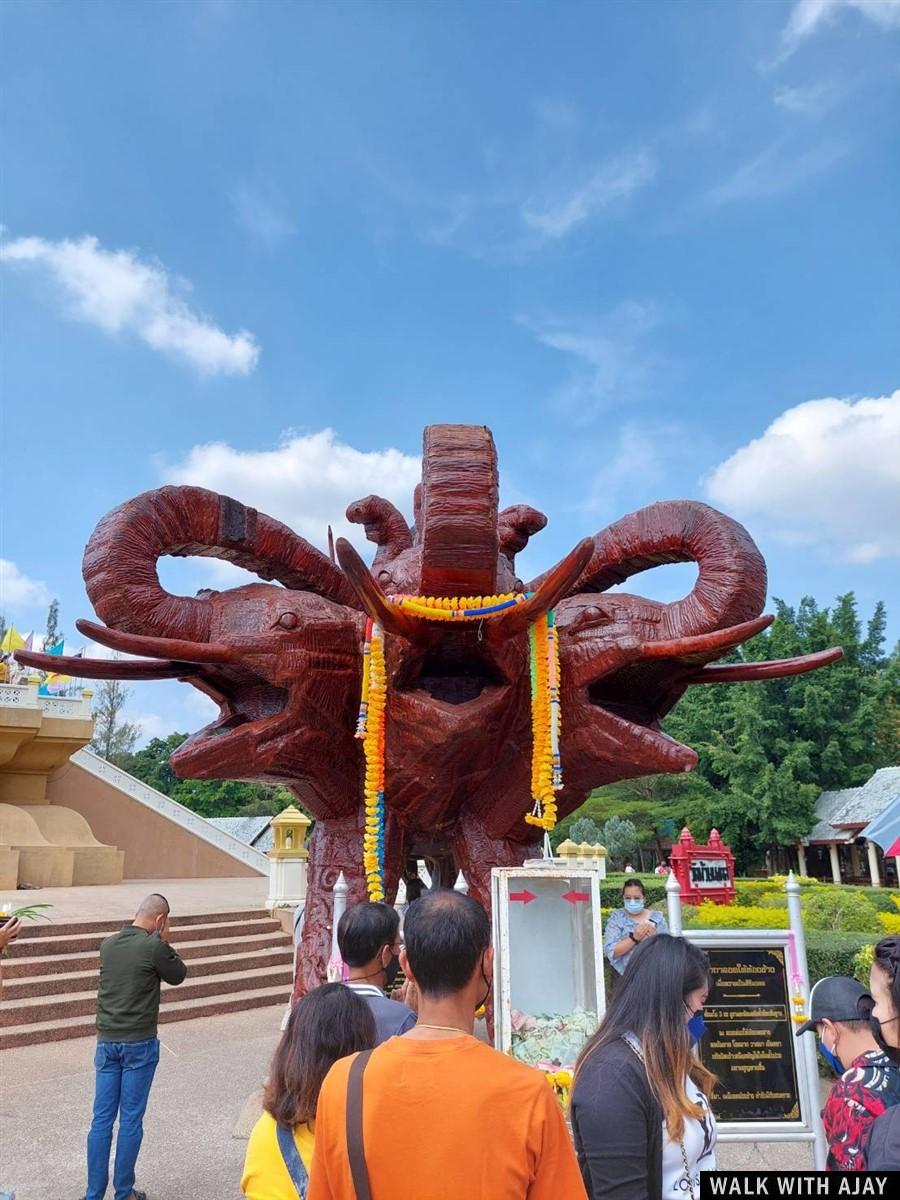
83, 893, 187, 1200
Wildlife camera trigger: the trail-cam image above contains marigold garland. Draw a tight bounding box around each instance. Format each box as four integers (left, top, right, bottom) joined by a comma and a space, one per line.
355, 593, 564, 899
356, 618, 387, 902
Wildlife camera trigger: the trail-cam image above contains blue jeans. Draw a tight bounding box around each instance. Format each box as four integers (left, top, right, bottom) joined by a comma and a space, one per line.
86, 1037, 159, 1200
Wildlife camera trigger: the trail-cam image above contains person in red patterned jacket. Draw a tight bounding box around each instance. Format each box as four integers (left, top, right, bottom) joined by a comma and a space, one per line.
796, 975, 900, 1171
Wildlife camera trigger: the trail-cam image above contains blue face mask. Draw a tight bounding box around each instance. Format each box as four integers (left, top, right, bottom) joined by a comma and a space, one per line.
624, 898, 644, 915
685, 1007, 707, 1044
819, 1036, 845, 1076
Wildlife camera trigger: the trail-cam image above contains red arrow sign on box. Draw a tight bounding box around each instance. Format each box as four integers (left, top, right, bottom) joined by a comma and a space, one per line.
562, 889, 590, 904
510, 889, 537, 904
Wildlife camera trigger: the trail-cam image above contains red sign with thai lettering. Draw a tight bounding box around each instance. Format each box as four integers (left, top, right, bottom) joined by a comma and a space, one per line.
669, 827, 736, 905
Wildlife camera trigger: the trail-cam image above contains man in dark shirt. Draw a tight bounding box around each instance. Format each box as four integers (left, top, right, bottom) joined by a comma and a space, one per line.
338, 901, 416, 1042
83, 893, 187, 1200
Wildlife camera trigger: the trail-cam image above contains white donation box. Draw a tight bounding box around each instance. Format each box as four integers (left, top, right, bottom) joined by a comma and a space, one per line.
492, 865, 605, 1069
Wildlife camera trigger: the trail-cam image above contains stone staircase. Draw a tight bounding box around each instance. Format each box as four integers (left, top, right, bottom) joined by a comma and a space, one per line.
0, 909, 293, 1049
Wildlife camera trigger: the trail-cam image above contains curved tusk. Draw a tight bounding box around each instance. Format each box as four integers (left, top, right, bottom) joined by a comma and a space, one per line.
640, 615, 774, 662
487, 539, 595, 643
14, 649, 200, 681
76, 619, 235, 665
685, 647, 843, 684
334, 539, 422, 640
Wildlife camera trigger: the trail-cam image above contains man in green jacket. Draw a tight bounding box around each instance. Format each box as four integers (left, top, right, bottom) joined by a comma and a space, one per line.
83, 893, 187, 1200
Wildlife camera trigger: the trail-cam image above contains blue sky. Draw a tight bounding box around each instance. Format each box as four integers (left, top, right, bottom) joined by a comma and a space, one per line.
2, 0, 898, 744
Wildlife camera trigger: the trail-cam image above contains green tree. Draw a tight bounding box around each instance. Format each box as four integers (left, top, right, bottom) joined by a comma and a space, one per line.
117, 732, 189, 794
44, 599, 62, 650
90, 680, 140, 765
569, 816, 601, 844
600, 816, 638, 869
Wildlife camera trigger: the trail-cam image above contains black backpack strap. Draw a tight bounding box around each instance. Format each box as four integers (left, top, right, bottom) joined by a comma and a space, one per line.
275, 1122, 310, 1199
346, 1049, 374, 1200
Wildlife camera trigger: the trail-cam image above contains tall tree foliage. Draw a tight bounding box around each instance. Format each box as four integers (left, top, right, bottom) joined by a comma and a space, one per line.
90, 680, 140, 765
556, 595, 897, 873
44, 599, 62, 649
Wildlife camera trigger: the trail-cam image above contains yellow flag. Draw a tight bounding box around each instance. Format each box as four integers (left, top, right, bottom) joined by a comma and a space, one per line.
0, 626, 25, 653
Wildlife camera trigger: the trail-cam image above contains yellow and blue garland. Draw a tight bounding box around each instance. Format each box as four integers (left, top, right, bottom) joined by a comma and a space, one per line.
355, 594, 563, 901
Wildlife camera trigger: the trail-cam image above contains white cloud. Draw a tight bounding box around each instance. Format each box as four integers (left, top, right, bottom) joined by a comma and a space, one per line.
773, 82, 835, 114
0, 560, 51, 609
706, 390, 900, 562
522, 301, 661, 422
782, 0, 900, 54
0, 234, 259, 375
521, 150, 657, 240
161, 428, 421, 551
703, 136, 847, 206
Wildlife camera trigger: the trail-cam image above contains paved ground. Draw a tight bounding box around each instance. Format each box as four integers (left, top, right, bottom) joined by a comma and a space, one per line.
0, 1001, 827, 1197
0, 1006, 283, 1200
8, 877, 269, 923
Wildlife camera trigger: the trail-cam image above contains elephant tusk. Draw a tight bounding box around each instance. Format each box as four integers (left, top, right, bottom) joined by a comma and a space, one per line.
486, 539, 595, 643
76, 619, 236, 665
14, 649, 201, 680
639, 615, 774, 663
334, 539, 422, 640
684, 647, 843, 684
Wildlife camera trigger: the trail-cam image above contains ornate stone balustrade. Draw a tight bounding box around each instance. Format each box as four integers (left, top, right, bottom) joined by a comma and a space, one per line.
0, 683, 92, 719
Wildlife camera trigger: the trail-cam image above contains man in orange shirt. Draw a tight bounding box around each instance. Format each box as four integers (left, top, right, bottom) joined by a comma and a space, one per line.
309, 889, 587, 1200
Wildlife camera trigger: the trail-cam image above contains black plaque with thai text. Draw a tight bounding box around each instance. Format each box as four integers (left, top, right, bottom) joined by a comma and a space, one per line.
698, 946, 802, 1123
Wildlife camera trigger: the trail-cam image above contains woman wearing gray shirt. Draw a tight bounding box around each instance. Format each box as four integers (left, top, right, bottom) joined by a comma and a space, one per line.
605, 879, 668, 974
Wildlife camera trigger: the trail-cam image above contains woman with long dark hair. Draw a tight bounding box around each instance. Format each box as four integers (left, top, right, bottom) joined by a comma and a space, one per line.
866, 936, 900, 1167
571, 935, 717, 1200
242, 983, 376, 1199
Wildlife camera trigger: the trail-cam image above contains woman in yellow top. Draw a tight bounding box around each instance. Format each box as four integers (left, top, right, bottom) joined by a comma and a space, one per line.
242, 982, 376, 1200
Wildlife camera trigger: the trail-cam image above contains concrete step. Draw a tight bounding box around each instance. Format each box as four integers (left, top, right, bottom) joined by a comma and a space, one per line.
2, 930, 290, 977
21, 909, 268, 938
9, 917, 282, 959
0, 984, 289, 1050
0, 965, 294, 1027
0, 945, 294, 1000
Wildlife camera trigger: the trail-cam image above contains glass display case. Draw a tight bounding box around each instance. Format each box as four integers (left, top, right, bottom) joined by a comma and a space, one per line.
492, 864, 605, 1070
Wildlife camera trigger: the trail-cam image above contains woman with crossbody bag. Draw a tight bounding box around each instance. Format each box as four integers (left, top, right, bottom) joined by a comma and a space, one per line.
570, 936, 717, 1200
242, 983, 376, 1200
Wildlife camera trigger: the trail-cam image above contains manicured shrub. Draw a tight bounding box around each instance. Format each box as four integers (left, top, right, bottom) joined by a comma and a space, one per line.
802, 888, 881, 934
682, 903, 789, 929
852, 942, 876, 987
599, 879, 667, 909
806, 932, 878, 984
877, 912, 900, 935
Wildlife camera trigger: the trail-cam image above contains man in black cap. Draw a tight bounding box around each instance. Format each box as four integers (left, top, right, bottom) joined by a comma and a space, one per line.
797, 974, 900, 1170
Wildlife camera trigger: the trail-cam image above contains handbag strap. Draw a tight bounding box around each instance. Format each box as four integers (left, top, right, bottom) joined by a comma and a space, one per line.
275, 1122, 310, 1199
346, 1049, 374, 1200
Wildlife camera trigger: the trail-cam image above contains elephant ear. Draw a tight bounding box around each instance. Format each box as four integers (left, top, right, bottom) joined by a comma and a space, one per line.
528, 500, 767, 639
82, 485, 359, 641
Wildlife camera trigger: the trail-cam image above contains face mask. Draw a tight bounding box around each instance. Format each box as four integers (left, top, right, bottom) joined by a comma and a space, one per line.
818, 1036, 844, 1076
624, 898, 644, 915
871, 1015, 900, 1064
384, 954, 400, 990
686, 1010, 707, 1044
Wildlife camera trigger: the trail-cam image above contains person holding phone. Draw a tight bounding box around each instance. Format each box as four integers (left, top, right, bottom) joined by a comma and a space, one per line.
604, 879, 668, 975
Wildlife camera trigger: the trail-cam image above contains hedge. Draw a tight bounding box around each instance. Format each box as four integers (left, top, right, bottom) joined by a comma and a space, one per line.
806, 932, 879, 984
